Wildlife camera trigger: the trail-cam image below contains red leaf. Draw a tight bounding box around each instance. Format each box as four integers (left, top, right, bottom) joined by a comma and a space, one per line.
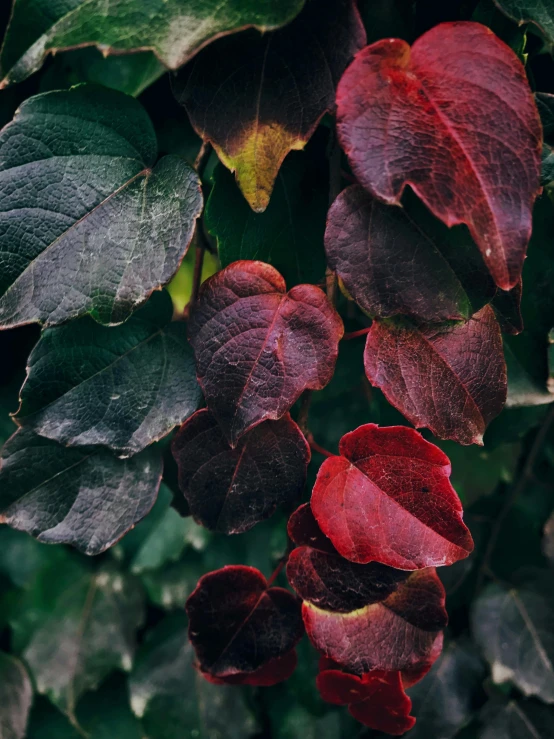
363, 306, 507, 445
186, 565, 304, 679
311, 424, 473, 569
188, 261, 343, 446
287, 504, 408, 612
336, 22, 542, 290
325, 185, 495, 322
199, 650, 298, 687
172, 409, 310, 534
302, 568, 447, 674
317, 668, 415, 735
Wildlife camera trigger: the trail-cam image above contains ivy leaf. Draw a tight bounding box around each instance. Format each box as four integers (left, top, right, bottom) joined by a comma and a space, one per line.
480, 699, 554, 739
0, 651, 33, 739
364, 306, 507, 445
186, 565, 304, 680
536, 93, 554, 186
472, 569, 554, 702
188, 261, 343, 446
336, 22, 542, 290
174, 0, 365, 211
316, 668, 415, 735
205, 155, 328, 287
0, 0, 305, 88
129, 614, 259, 739
0, 85, 202, 329
310, 424, 473, 569
23, 565, 144, 717
172, 409, 309, 535
15, 291, 201, 456
0, 428, 162, 555
302, 569, 447, 674
405, 640, 486, 739
493, 0, 554, 46
325, 185, 495, 322
286, 503, 408, 612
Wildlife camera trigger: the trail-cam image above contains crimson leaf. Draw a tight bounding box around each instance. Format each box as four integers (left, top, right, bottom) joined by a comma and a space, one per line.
311, 424, 473, 569
286, 503, 408, 612
200, 651, 298, 687
188, 261, 343, 446
303, 568, 446, 674
364, 306, 507, 445
171, 409, 309, 534
325, 185, 495, 322
186, 565, 304, 679
336, 22, 542, 290
173, 0, 365, 211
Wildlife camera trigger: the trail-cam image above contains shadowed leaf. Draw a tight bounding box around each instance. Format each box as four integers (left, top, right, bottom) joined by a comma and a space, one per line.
0, 652, 33, 739
480, 699, 554, 739
493, 0, 554, 46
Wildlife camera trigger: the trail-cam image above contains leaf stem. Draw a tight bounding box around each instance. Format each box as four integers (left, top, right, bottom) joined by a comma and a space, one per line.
325, 129, 342, 305
306, 431, 334, 458
188, 143, 212, 312
343, 326, 372, 340
267, 540, 294, 588
297, 391, 313, 434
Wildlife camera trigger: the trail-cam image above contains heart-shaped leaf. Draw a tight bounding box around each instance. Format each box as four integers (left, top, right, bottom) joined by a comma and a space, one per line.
188, 261, 343, 446
493, 1, 554, 46
317, 668, 415, 735
0, 428, 162, 555
311, 424, 474, 569
472, 569, 554, 702
303, 568, 447, 674
336, 22, 542, 289
174, 0, 365, 211
364, 306, 507, 445
0, 652, 33, 739
286, 503, 408, 612
325, 185, 495, 322
15, 291, 201, 456
0, 85, 202, 329
186, 565, 304, 679
0, 0, 305, 88
172, 409, 309, 535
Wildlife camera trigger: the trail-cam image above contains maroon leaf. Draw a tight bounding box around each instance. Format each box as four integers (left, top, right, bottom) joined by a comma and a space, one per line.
174, 0, 365, 211
310, 424, 473, 569
325, 185, 495, 322
172, 409, 310, 534
286, 504, 408, 612
363, 306, 507, 445
336, 22, 542, 290
303, 568, 447, 674
186, 565, 304, 679
199, 651, 298, 687
317, 668, 415, 735
188, 261, 343, 446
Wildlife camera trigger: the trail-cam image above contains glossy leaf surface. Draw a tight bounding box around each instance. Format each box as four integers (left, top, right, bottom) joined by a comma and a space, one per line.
188, 261, 343, 446
303, 568, 447, 674
311, 424, 473, 569
493, 0, 554, 45
0, 85, 202, 329
325, 185, 495, 322
0, 0, 305, 88
286, 503, 408, 612
0, 428, 162, 555
336, 22, 542, 289
364, 306, 507, 445
0, 651, 33, 739
472, 569, 554, 702
186, 565, 304, 678
16, 291, 201, 456
172, 409, 309, 534
174, 0, 365, 210
317, 668, 415, 735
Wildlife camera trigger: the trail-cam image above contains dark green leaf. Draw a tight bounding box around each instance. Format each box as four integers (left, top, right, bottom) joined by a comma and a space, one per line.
0, 85, 202, 329
536, 93, 554, 186
23, 564, 144, 717
0, 651, 33, 739
0, 0, 305, 88
0, 428, 162, 555
406, 640, 486, 739
472, 569, 554, 702
206, 156, 327, 287
493, 0, 554, 46
129, 614, 258, 738
15, 291, 201, 456
479, 699, 554, 739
